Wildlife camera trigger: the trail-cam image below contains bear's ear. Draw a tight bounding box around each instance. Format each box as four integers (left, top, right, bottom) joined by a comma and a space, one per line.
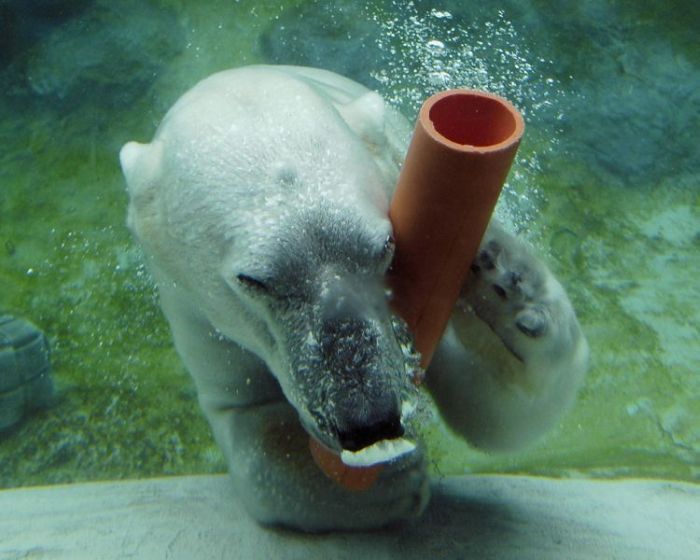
119, 141, 163, 196
337, 91, 387, 149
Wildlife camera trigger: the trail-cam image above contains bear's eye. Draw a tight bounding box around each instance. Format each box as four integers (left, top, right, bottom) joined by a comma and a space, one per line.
236, 273, 270, 293
383, 234, 396, 257
378, 234, 395, 265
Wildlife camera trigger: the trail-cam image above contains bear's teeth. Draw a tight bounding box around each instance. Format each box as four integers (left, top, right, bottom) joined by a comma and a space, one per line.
340, 438, 416, 467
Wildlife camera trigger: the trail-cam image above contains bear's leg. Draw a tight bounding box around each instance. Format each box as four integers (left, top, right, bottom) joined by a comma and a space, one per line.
157, 283, 429, 532
426, 223, 589, 452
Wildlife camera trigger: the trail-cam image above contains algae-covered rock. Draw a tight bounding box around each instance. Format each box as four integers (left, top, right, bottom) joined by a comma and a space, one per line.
11, 0, 184, 110
516, 0, 700, 184
0, 0, 93, 68
3, 0, 94, 20
0, 315, 54, 433
563, 44, 700, 184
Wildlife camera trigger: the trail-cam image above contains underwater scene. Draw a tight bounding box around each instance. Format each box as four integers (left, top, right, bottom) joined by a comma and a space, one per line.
1, 0, 698, 490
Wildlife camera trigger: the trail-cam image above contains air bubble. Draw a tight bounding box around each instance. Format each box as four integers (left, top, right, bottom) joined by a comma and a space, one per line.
428, 71, 450, 86
430, 9, 453, 20
426, 39, 445, 54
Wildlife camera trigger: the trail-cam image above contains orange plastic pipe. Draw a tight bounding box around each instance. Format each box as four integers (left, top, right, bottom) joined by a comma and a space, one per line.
389, 89, 525, 369
308, 436, 382, 492
311, 89, 524, 491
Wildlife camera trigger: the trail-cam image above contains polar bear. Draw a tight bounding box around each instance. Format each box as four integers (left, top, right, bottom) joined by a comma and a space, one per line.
120, 65, 588, 532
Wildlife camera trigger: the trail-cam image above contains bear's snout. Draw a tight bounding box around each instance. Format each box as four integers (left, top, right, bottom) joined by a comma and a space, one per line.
312, 272, 409, 451
318, 316, 406, 452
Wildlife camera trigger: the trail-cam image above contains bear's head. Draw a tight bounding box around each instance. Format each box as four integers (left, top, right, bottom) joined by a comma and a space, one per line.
224, 202, 421, 454
120, 66, 422, 457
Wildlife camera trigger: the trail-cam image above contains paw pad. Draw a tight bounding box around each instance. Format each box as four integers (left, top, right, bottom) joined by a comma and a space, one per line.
515, 308, 547, 338
492, 284, 507, 299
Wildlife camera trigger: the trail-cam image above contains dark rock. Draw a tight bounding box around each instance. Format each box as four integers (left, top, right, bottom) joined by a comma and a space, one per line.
0, 0, 94, 65
4, 0, 94, 20
0, 315, 54, 433
2, 0, 184, 112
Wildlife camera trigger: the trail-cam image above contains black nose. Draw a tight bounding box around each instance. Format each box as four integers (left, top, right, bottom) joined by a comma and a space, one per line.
337, 410, 404, 452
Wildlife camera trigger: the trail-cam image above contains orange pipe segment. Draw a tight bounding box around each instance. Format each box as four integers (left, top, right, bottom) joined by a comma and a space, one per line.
308, 435, 382, 492
389, 89, 524, 369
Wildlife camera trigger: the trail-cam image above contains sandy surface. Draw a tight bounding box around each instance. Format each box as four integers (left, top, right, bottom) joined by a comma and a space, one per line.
1, 474, 698, 559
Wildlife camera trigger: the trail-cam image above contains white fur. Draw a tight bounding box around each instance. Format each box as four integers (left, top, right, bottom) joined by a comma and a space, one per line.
120, 65, 589, 532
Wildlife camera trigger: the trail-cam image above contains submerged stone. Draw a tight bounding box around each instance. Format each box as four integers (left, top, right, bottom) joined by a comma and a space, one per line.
2, 0, 184, 111
0, 314, 54, 433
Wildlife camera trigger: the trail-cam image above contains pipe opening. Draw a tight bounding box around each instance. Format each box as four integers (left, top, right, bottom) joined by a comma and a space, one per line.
428, 92, 518, 147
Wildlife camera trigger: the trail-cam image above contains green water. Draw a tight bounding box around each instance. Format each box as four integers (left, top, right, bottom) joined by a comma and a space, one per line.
1, 0, 698, 487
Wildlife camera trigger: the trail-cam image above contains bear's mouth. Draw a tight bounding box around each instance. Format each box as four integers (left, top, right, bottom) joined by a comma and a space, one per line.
299, 399, 419, 463
308, 430, 417, 468
339, 437, 416, 467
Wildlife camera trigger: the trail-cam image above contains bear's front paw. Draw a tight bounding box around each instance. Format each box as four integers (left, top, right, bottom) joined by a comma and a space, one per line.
456, 224, 587, 385
465, 231, 552, 351
471, 239, 549, 340
430, 224, 588, 450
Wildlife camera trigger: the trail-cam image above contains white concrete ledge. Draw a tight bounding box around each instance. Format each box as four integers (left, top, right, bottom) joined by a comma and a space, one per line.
1, 475, 699, 559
